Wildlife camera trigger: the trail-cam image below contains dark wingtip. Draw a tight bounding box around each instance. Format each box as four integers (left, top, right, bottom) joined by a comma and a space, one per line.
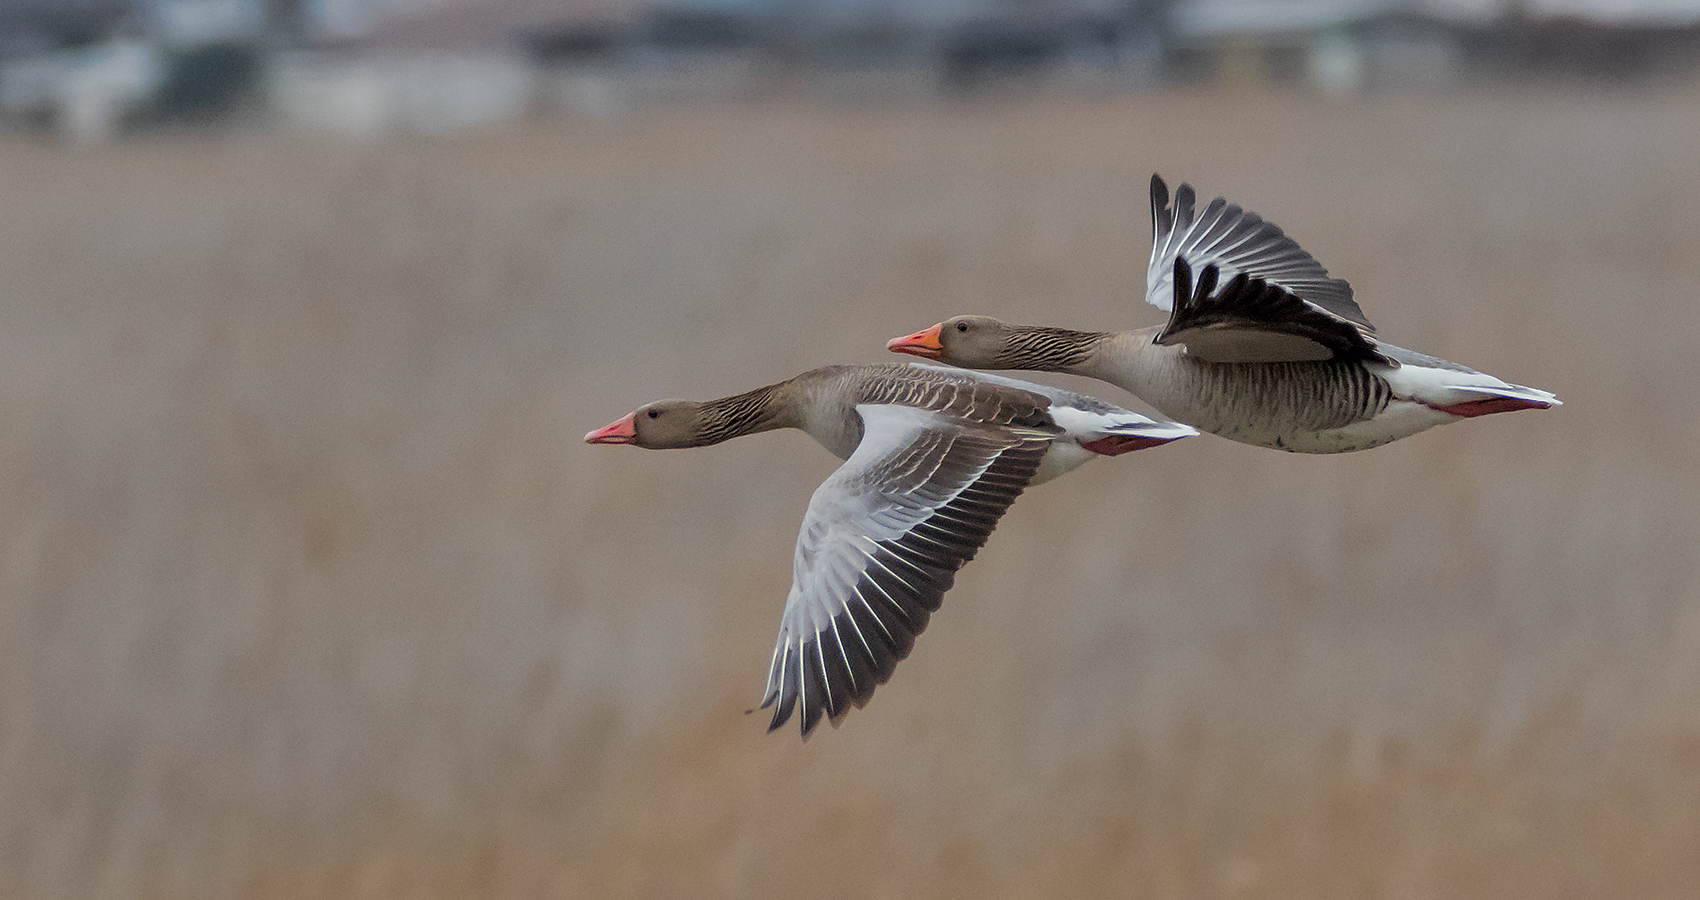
1222, 271, 1251, 300
1157, 257, 1196, 347
801, 702, 824, 738
1174, 182, 1197, 228
1194, 263, 1219, 300
759, 688, 826, 740
1151, 173, 1174, 239
762, 691, 793, 734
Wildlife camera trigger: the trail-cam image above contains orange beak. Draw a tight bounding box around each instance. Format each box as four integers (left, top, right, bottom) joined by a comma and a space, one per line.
886, 324, 945, 359
584, 412, 638, 444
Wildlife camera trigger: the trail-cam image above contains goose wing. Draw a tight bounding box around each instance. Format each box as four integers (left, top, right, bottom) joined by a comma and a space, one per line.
760, 403, 1048, 738
1157, 257, 1395, 366
1147, 174, 1375, 341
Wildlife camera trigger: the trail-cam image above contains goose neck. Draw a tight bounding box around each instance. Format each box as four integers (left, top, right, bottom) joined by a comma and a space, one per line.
1001, 325, 1113, 376
695, 382, 795, 445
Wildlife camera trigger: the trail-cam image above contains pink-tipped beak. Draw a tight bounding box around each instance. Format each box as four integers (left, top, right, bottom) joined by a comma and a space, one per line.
585, 412, 638, 444
886, 324, 945, 359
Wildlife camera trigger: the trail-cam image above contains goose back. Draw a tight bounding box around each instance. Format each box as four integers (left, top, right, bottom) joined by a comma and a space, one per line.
786, 363, 1060, 459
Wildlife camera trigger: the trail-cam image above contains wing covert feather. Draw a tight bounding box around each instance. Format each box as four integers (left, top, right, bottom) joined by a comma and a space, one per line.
1158, 257, 1393, 365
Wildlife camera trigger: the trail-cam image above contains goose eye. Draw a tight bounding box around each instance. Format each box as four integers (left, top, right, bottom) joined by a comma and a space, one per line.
955, 322, 969, 333
646, 409, 660, 419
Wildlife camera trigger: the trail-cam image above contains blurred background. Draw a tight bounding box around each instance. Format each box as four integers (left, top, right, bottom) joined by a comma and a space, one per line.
1, 0, 1697, 897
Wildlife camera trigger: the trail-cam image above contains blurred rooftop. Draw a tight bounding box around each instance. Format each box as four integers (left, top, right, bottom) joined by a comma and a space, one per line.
4, 0, 1700, 143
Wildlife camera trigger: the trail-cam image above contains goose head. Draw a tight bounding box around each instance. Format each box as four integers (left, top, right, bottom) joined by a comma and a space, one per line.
585, 400, 714, 449
886, 316, 1020, 367
889, 315, 1105, 372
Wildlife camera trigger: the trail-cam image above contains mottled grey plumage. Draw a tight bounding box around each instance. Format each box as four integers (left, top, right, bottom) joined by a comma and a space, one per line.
585, 362, 1194, 737
887, 174, 1559, 453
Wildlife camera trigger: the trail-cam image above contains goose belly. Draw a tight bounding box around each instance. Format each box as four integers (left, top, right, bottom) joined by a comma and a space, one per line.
1136, 357, 1426, 453
1208, 400, 1456, 452
1031, 442, 1095, 485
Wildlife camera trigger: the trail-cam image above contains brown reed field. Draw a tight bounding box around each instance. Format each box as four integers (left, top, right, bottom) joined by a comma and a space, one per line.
0, 84, 1696, 899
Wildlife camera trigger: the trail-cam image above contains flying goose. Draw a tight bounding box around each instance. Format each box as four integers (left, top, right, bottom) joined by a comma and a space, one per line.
585, 362, 1195, 737
888, 174, 1559, 453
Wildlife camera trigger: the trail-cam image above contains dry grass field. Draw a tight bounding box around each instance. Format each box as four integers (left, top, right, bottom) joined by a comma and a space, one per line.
0, 83, 1696, 899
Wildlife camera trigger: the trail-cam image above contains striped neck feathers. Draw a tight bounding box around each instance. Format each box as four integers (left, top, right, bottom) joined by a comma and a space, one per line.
997, 325, 1109, 372
692, 382, 790, 445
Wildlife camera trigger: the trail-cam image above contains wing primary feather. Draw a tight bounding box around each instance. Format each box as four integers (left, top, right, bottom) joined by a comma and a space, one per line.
849, 594, 900, 680
762, 637, 786, 706
1151, 174, 1172, 243
863, 551, 945, 612
854, 589, 899, 644
860, 566, 924, 636
815, 631, 840, 720
1175, 182, 1197, 232
837, 622, 878, 712
795, 642, 810, 734
800, 641, 827, 736
851, 598, 899, 679
1194, 260, 1219, 300
1191, 199, 1235, 255
874, 542, 955, 589
837, 605, 881, 687
765, 644, 795, 732
829, 617, 859, 698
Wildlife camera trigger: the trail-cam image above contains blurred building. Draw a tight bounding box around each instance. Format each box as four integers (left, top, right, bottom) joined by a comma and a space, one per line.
0, 0, 296, 142
4, 0, 1700, 142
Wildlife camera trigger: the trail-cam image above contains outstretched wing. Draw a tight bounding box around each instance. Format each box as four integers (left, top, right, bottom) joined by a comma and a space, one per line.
1157, 258, 1394, 366
760, 404, 1048, 738
1147, 174, 1373, 332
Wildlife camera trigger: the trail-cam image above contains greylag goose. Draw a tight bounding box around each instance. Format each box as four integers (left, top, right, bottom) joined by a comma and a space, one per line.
585, 362, 1195, 737
888, 174, 1559, 453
